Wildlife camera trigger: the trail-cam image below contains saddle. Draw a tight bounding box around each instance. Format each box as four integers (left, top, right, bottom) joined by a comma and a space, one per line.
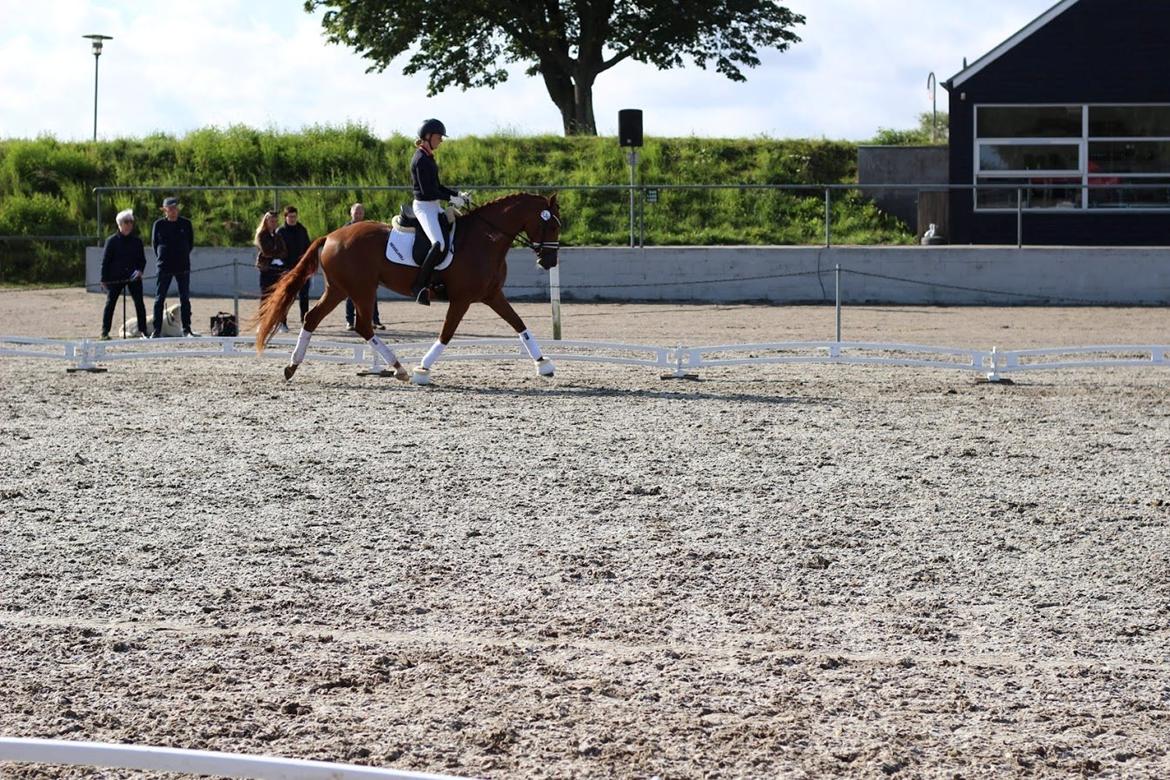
393, 204, 457, 266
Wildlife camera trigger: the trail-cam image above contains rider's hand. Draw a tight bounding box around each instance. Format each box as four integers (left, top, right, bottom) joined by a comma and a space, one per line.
450, 192, 471, 209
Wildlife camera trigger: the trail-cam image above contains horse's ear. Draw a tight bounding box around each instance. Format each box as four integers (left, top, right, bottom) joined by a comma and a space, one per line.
549, 193, 558, 209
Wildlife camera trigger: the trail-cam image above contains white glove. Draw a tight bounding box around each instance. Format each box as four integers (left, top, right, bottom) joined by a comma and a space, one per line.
271, 258, 284, 267
450, 191, 471, 209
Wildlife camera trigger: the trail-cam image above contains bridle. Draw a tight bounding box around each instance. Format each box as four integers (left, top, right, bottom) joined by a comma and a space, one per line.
526, 209, 562, 268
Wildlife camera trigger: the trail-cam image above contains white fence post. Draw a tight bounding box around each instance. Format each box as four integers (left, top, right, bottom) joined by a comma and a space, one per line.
834, 264, 842, 343
549, 264, 562, 340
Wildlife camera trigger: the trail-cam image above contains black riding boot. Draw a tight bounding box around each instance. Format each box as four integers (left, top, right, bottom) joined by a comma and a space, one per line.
412, 241, 444, 306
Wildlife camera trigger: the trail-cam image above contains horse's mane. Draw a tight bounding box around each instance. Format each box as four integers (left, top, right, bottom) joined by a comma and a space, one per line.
465, 191, 547, 214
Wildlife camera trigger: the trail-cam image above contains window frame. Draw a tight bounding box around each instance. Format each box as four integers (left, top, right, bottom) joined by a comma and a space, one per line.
973, 103, 1170, 213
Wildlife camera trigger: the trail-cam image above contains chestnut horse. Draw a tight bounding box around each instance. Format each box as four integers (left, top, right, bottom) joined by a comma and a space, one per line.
255, 192, 561, 383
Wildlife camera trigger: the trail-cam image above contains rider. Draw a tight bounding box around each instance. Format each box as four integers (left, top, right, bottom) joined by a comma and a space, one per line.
410, 118, 468, 305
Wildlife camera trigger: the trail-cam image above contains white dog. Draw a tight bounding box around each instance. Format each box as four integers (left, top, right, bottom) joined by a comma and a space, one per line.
120, 303, 184, 338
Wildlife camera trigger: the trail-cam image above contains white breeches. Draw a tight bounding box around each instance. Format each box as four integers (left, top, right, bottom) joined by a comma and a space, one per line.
412, 199, 445, 250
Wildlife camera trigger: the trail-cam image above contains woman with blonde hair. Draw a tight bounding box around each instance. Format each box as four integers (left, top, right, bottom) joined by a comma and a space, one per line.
409, 118, 469, 305
254, 210, 289, 332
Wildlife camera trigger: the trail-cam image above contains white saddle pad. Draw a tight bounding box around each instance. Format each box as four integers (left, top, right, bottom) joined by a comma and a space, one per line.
385, 223, 455, 271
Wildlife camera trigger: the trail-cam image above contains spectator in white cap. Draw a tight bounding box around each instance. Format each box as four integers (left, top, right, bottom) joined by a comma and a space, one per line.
151, 196, 198, 337
99, 209, 148, 339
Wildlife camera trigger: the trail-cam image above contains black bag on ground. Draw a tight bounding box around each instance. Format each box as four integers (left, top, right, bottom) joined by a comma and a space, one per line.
209, 312, 238, 337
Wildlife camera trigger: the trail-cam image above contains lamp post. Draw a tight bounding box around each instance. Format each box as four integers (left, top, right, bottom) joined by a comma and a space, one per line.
82, 34, 113, 141
927, 71, 938, 143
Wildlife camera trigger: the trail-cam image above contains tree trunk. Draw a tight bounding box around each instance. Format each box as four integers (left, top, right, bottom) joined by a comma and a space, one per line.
542, 65, 598, 136
568, 79, 597, 135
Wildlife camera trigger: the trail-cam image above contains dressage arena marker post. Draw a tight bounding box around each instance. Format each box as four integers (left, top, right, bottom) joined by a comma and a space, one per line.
0, 737, 466, 780
3, 335, 1169, 381
549, 263, 563, 340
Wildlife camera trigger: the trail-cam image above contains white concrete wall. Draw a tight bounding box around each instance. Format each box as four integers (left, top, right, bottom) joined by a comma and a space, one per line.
86, 245, 1170, 305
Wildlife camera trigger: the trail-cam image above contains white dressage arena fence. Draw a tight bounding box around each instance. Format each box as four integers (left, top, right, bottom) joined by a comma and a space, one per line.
0, 335, 1167, 381
0, 737, 466, 780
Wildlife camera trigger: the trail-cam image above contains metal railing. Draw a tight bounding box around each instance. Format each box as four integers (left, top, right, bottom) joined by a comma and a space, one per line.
85, 181, 1170, 251
3, 181, 1166, 285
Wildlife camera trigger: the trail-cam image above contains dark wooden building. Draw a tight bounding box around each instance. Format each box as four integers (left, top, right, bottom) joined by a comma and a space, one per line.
944, 0, 1170, 245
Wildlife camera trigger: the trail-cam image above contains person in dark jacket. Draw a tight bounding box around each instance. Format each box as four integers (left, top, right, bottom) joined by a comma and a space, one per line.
275, 205, 312, 323
99, 209, 148, 339
151, 196, 198, 337
342, 202, 384, 331
254, 210, 289, 333
409, 118, 469, 305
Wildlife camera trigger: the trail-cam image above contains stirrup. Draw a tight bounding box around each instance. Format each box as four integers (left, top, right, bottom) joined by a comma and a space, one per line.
415, 288, 431, 306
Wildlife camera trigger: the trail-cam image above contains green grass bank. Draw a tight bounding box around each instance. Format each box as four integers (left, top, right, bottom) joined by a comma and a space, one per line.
0, 125, 912, 284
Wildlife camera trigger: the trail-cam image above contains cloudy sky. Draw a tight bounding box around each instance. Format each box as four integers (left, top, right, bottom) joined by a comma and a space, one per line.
0, 0, 1059, 141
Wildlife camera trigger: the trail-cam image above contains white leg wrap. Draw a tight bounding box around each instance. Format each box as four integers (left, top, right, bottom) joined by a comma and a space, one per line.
519, 328, 543, 360
420, 340, 446, 369
291, 327, 312, 365
368, 335, 398, 367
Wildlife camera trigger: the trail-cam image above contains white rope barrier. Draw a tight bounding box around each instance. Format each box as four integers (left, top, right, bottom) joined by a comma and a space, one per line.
1, 335, 1168, 380
0, 737, 468, 780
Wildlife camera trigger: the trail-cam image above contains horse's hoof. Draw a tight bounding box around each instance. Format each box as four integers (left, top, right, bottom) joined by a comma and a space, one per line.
283, 364, 298, 381
394, 365, 410, 382
411, 366, 431, 385
536, 358, 555, 377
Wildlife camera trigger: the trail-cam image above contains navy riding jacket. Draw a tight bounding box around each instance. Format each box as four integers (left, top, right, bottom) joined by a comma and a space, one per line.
151, 216, 195, 272
411, 148, 458, 202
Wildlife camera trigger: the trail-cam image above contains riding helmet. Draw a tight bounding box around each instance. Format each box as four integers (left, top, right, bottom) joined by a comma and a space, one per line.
418, 118, 447, 139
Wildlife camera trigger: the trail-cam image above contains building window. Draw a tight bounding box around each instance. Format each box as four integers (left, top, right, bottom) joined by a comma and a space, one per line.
978, 106, 1081, 138
974, 104, 1170, 211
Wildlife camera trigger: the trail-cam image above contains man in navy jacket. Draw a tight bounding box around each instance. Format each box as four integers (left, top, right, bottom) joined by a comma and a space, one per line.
151, 196, 197, 337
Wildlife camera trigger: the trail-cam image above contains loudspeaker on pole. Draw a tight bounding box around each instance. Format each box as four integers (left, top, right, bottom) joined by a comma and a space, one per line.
618, 109, 643, 148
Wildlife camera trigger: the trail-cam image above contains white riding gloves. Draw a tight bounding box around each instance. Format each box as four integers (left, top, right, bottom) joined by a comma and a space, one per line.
450, 191, 471, 209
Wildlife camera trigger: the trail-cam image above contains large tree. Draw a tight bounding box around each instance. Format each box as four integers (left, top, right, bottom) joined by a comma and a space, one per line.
305, 0, 805, 135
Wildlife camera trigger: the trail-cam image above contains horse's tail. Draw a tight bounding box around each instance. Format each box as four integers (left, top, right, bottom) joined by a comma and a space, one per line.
253, 236, 325, 353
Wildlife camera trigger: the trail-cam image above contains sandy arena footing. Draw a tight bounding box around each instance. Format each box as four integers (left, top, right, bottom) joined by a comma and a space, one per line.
1, 290, 1168, 778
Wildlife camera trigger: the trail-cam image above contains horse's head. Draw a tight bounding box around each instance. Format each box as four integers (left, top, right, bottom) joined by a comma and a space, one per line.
522, 193, 561, 270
